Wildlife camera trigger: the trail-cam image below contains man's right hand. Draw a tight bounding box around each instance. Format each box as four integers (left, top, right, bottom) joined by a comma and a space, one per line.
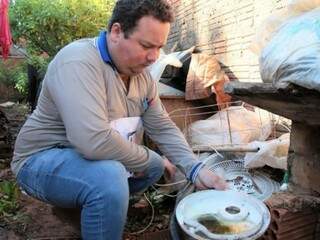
194, 168, 228, 190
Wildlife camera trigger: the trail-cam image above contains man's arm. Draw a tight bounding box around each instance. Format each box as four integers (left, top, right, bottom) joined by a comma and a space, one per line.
142, 81, 196, 177
142, 79, 226, 190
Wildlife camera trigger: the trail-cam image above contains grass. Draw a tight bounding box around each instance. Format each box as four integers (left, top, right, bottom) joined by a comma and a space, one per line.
0, 180, 20, 215
0, 180, 29, 230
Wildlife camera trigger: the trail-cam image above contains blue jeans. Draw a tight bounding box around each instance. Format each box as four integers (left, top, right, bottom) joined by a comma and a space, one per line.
16, 148, 164, 240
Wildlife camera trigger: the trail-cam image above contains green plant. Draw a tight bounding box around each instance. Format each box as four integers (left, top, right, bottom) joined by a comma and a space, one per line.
9, 0, 115, 57
9, 0, 115, 98
12, 67, 28, 96
0, 61, 15, 86
27, 55, 49, 80
0, 60, 28, 98
0, 180, 29, 231
0, 180, 20, 216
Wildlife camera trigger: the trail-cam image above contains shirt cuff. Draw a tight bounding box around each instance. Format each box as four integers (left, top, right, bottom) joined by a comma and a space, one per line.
188, 161, 205, 183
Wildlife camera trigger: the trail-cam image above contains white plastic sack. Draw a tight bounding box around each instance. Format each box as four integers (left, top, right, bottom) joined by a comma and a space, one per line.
250, 0, 320, 55
147, 46, 195, 82
288, 0, 320, 13
186, 106, 272, 147
260, 8, 320, 91
250, 9, 291, 56
244, 133, 290, 170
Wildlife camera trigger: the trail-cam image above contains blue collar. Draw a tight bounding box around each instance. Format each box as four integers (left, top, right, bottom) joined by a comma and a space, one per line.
97, 31, 116, 69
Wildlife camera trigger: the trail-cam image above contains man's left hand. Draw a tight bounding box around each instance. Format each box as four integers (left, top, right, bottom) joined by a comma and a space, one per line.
194, 168, 228, 190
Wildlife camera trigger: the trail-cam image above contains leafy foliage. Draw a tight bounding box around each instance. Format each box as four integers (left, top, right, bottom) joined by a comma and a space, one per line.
8, 0, 115, 97
0, 180, 20, 216
27, 55, 50, 81
9, 0, 115, 56
0, 180, 29, 230
0, 60, 28, 98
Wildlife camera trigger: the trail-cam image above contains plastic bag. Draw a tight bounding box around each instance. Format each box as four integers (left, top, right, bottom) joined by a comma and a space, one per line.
260, 8, 320, 90
250, 0, 320, 55
185, 53, 231, 107
244, 133, 290, 170
288, 0, 320, 13
186, 106, 272, 147
148, 46, 195, 82
250, 9, 291, 56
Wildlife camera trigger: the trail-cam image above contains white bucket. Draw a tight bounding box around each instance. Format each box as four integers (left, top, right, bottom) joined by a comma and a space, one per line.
175, 190, 270, 240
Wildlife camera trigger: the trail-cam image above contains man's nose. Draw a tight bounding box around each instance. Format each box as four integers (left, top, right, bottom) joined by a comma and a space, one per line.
147, 48, 160, 63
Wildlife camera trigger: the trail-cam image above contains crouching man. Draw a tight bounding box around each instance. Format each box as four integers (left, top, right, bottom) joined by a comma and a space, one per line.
12, 0, 227, 239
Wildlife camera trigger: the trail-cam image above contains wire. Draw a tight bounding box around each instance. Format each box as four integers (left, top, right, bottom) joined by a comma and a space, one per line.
127, 150, 223, 235
128, 192, 155, 235
278, 122, 291, 132
153, 179, 187, 187
168, 100, 243, 116
151, 180, 191, 198
206, 146, 224, 159
127, 180, 191, 235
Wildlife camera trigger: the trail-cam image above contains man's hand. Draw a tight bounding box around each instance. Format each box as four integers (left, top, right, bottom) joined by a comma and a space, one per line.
163, 157, 176, 180
194, 168, 228, 190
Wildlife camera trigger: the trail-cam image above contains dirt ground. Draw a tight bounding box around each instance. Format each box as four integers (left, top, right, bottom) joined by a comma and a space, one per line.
0, 177, 174, 240
0, 103, 175, 240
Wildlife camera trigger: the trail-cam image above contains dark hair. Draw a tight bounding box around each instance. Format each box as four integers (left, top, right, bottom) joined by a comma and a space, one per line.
108, 0, 174, 38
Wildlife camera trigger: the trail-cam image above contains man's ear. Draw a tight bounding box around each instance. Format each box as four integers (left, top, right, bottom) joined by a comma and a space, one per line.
109, 23, 123, 42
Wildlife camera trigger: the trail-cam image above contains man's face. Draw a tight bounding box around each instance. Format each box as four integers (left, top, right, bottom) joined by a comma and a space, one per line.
109, 16, 170, 76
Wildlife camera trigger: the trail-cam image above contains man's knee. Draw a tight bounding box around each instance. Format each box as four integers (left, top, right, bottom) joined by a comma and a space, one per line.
86, 161, 129, 203
92, 160, 128, 180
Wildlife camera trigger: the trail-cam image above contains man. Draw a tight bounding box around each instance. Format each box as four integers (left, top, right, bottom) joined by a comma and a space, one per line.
12, 0, 226, 239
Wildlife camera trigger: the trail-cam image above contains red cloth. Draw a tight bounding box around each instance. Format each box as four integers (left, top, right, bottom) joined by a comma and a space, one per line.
0, 0, 12, 59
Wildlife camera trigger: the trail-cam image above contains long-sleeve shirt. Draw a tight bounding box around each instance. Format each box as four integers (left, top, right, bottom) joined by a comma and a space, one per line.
11, 36, 198, 178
